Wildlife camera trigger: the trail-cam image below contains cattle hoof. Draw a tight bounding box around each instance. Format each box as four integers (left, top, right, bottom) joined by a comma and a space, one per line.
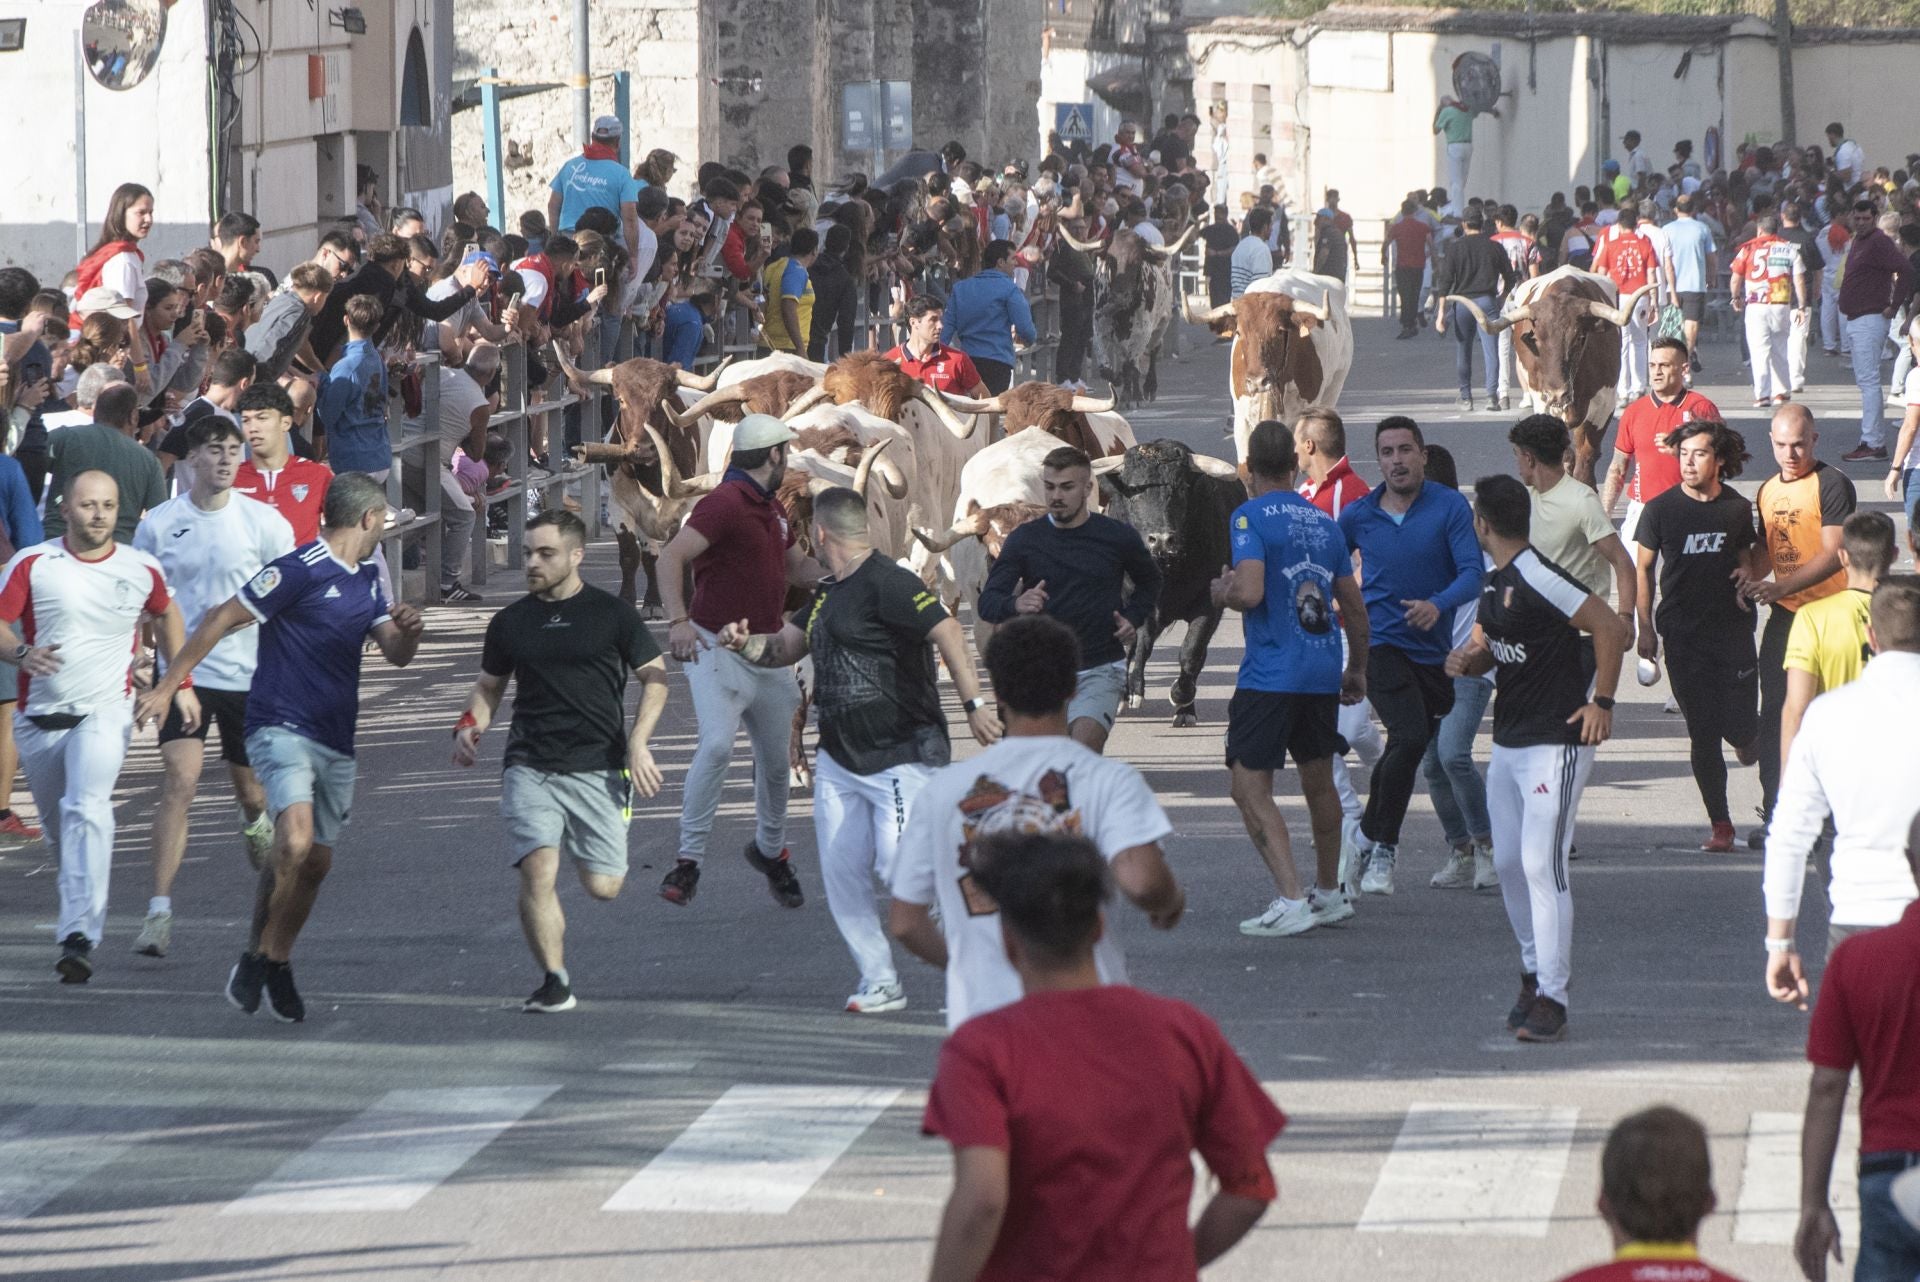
1126, 693, 1144, 710
1171, 709, 1199, 728
1168, 681, 1196, 709
641, 604, 663, 621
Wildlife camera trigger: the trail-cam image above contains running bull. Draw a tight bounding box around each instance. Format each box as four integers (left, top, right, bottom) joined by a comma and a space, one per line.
1056, 223, 1202, 410
1183, 269, 1353, 465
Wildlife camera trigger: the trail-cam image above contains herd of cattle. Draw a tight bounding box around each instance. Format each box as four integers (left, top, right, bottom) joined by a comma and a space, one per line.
548, 259, 1648, 723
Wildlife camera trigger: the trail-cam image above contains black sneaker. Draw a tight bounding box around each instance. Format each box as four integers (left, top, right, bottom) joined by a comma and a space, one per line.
744, 842, 805, 908
263, 960, 305, 1023
441, 580, 482, 603
1516, 995, 1568, 1043
659, 858, 701, 906
56, 933, 93, 984
1505, 972, 1539, 1031
227, 951, 267, 1013
524, 973, 577, 1013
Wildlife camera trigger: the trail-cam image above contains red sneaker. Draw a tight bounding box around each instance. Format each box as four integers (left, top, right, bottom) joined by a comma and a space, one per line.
1701, 822, 1737, 853
0, 813, 42, 841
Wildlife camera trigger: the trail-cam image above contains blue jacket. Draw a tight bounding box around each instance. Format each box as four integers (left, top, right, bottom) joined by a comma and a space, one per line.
317, 339, 392, 475
1337, 480, 1483, 664
0, 455, 41, 555
941, 269, 1035, 367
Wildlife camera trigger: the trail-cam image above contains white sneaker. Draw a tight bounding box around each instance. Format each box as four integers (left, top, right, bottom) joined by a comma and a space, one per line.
845, 981, 907, 1014
1240, 896, 1316, 937
1663, 694, 1680, 714
242, 812, 274, 871
1472, 841, 1498, 890
1307, 886, 1355, 926
1360, 845, 1397, 895
133, 910, 172, 957
1429, 846, 1475, 889
1338, 820, 1369, 896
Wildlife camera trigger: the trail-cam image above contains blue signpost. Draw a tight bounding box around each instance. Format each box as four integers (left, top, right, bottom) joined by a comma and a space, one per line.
1054, 101, 1093, 146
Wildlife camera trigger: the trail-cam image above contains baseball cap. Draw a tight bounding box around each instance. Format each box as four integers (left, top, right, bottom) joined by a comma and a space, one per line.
461, 248, 500, 274
592, 115, 623, 139
75, 287, 139, 319
733, 412, 796, 451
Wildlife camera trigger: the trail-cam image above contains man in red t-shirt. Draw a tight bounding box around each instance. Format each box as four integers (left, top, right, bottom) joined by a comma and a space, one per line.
1383, 199, 1434, 338
1591, 206, 1666, 401
924, 831, 1284, 1282
882, 295, 988, 397
654, 414, 816, 911
1798, 814, 1920, 1282
1600, 337, 1720, 555
235, 384, 334, 544
1553, 1106, 1747, 1282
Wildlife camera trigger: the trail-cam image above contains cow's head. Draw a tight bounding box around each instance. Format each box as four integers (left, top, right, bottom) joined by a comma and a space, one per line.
778, 437, 903, 556
1444, 282, 1651, 423
787, 350, 979, 440
552, 344, 730, 480
913, 498, 1048, 562
1187, 292, 1327, 422
945, 381, 1119, 457
668, 369, 818, 426
1096, 438, 1244, 562
1058, 222, 1201, 289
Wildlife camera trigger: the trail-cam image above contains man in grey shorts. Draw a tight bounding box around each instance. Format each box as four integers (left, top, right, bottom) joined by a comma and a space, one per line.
452, 510, 668, 1013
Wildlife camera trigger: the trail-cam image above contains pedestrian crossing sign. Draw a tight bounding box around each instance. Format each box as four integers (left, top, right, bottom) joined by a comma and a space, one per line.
1056, 102, 1092, 144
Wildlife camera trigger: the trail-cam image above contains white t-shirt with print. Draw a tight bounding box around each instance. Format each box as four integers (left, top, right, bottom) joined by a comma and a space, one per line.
1903, 367, 1920, 470
890, 734, 1173, 1029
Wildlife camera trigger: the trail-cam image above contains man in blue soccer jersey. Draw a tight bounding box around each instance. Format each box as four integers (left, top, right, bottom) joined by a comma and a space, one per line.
1211, 420, 1369, 940
138, 472, 423, 1023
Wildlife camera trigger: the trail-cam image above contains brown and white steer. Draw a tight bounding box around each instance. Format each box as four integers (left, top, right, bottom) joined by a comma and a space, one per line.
1185, 268, 1353, 465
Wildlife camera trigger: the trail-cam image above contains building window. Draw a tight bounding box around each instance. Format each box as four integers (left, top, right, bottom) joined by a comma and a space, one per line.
400, 26, 430, 128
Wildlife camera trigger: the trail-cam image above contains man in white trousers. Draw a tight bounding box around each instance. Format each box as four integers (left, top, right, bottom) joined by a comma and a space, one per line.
1445, 474, 1628, 1044
1730, 214, 1807, 409
0, 471, 188, 982
717, 487, 1000, 1013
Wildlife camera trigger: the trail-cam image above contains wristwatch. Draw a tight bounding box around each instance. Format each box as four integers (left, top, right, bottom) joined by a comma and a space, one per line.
962, 697, 985, 714
10, 643, 26, 663
1764, 937, 1794, 954
1591, 695, 1615, 711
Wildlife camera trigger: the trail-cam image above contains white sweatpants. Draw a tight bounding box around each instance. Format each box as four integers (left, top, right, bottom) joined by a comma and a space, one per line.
19, 705, 134, 945
1616, 297, 1653, 398
1488, 741, 1594, 1008
1444, 143, 1472, 214
813, 750, 931, 988
1744, 304, 1792, 401
677, 629, 801, 861
1497, 328, 1516, 401
1332, 698, 1384, 821
1788, 306, 1810, 390
1846, 312, 1891, 448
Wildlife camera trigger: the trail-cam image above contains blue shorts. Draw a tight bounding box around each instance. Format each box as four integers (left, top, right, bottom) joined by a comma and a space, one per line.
246, 725, 357, 847
0, 655, 18, 704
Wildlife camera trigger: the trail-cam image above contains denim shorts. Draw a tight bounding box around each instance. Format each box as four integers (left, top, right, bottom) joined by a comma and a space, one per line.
245, 726, 357, 848
1067, 660, 1129, 732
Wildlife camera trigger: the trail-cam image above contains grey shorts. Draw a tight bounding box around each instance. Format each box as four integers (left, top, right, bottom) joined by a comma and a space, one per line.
0, 655, 17, 704
246, 725, 357, 848
503, 765, 631, 878
1067, 660, 1129, 732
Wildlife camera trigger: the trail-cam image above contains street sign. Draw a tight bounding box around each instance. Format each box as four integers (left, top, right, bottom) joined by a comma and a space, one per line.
1055, 101, 1092, 144
842, 82, 877, 154
881, 80, 912, 150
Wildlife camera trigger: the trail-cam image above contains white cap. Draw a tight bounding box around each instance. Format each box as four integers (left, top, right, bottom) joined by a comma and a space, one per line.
75, 287, 139, 319
733, 412, 796, 451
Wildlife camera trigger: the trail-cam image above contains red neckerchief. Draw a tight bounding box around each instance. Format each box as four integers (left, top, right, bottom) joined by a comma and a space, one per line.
582, 142, 621, 163
70, 240, 143, 327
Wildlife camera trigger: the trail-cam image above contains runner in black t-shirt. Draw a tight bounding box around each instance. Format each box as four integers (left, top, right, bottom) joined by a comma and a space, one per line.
451, 511, 668, 1013
1632, 420, 1764, 850
717, 487, 1001, 1015
1447, 475, 1627, 1045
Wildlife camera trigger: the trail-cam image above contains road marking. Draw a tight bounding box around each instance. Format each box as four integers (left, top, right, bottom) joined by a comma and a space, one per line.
1358, 1103, 1578, 1237
602, 1084, 901, 1214
1733, 1110, 1860, 1248
0, 1104, 173, 1220
221, 1085, 559, 1214
601, 1060, 701, 1074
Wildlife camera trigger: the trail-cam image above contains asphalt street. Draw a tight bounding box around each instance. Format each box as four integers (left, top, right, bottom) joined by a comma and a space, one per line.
0, 305, 1904, 1282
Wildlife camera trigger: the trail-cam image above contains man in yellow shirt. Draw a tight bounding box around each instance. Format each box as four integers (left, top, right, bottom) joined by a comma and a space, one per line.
760, 227, 819, 355
1780, 510, 1895, 762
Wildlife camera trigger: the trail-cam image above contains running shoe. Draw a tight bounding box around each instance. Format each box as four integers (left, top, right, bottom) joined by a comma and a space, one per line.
1337, 820, 1369, 896
1663, 694, 1680, 714
227, 951, 267, 1014
133, 910, 173, 957
1747, 822, 1769, 852
0, 811, 42, 842
524, 973, 576, 1013
846, 981, 907, 1014
1701, 822, 1737, 853
441, 580, 483, 603
1506, 973, 1539, 1031
242, 813, 274, 871
1456, 397, 1473, 412
1472, 840, 1499, 890
744, 842, 805, 908
1240, 897, 1316, 937
1841, 444, 1888, 462
1360, 844, 1397, 895
1515, 995, 1568, 1043
1307, 886, 1355, 926
263, 960, 305, 1023
659, 858, 701, 906
1429, 845, 1475, 889
56, 933, 93, 984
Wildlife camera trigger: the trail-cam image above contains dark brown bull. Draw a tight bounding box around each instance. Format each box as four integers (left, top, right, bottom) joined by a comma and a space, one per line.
665, 369, 819, 426
940, 381, 1121, 458
1444, 276, 1653, 484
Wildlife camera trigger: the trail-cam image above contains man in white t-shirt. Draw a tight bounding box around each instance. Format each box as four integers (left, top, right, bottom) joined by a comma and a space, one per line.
132, 417, 296, 957
888, 614, 1185, 1028
1827, 122, 1865, 185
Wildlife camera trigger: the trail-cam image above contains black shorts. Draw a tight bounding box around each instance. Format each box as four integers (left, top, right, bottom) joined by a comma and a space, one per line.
158, 686, 252, 766
1676, 291, 1708, 323
1225, 689, 1342, 771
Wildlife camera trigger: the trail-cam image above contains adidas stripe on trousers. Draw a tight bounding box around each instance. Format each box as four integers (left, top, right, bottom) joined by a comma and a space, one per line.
1487, 741, 1595, 1008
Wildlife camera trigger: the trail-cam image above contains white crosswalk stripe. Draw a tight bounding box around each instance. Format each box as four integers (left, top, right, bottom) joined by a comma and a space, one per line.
221, 1085, 560, 1214
601, 1084, 902, 1214
1731, 1109, 1861, 1249
1358, 1103, 1580, 1238
0, 1103, 175, 1221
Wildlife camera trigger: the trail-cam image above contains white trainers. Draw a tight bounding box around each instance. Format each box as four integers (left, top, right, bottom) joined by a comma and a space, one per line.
1307, 886, 1355, 926
1429, 846, 1475, 889
1663, 694, 1680, 714
1360, 845, 1397, 895
845, 981, 907, 1014
133, 910, 172, 957
1337, 820, 1369, 896
1472, 841, 1499, 890
242, 812, 274, 871
1240, 896, 1317, 937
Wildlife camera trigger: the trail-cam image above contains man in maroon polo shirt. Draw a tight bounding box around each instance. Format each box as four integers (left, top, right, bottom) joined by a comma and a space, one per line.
655, 414, 821, 908
1795, 806, 1920, 1282
1836, 199, 1914, 463
883, 294, 989, 397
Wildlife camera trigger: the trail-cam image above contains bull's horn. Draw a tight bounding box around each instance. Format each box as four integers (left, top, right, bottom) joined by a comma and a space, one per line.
916, 383, 979, 440
1183, 294, 1236, 326
1069, 390, 1117, 413
1090, 454, 1127, 476
936, 392, 1007, 415
873, 451, 909, 499
640, 421, 688, 496
780, 385, 833, 421
1290, 297, 1330, 321
911, 520, 978, 554
1056, 226, 1103, 254
1440, 294, 1516, 335
1580, 282, 1656, 329
551, 341, 615, 387
1191, 453, 1242, 480
850, 436, 895, 498
671, 384, 750, 424
1142, 221, 1202, 261
672, 355, 733, 391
